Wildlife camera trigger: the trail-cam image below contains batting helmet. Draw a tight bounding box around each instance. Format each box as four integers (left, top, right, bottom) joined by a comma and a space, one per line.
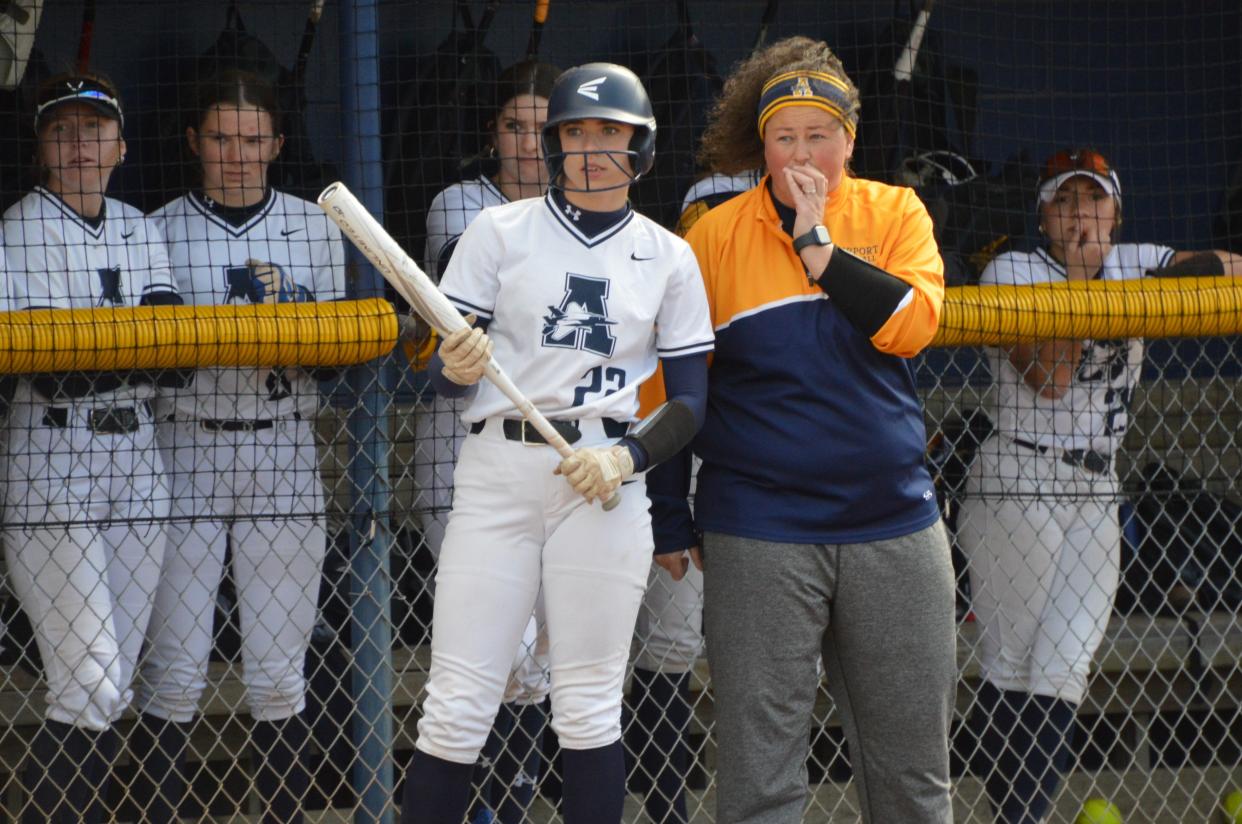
541, 63, 657, 192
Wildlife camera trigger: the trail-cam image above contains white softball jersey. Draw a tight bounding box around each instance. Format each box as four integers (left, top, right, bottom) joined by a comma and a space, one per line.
678, 169, 761, 215
3, 187, 177, 407
980, 243, 1174, 455
424, 176, 508, 278
440, 193, 714, 425
149, 188, 346, 422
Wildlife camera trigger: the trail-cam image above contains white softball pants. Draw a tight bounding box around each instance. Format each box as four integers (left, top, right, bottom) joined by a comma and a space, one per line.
414, 395, 550, 705
4, 399, 168, 731
416, 419, 653, 764
136, 417, 326, 723
956, 435, 1121, 705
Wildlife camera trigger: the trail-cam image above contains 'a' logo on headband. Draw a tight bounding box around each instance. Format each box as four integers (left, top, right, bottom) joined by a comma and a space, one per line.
792, 76, 813, 97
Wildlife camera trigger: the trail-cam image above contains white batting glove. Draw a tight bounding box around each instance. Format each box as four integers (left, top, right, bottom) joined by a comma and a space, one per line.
439, 315, 492, 385
555, 444, 635, 504
248, 258, 297, 304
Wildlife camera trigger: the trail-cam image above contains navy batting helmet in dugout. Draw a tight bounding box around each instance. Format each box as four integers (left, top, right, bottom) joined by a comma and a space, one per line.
542, 62, 657, 191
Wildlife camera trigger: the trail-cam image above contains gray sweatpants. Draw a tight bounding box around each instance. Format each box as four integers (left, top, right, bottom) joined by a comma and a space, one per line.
702, 521, 956, 824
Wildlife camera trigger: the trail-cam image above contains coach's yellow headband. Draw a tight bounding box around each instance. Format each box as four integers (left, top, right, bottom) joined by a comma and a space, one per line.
757, 70, 856, 140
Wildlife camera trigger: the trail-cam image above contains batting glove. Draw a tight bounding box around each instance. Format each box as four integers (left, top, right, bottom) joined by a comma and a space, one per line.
556, 444, 634, 504
248, 258, 298, 304
439, 315, 492, 385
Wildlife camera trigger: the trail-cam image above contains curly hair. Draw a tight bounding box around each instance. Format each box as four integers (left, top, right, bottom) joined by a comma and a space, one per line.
698, 36, 861, 175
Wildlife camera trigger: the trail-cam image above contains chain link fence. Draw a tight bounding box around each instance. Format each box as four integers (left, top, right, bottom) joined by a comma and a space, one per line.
0, 1, 1238, 821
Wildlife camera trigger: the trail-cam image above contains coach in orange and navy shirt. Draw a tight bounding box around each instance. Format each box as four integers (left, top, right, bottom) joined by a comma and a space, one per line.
654, 35, 956, 824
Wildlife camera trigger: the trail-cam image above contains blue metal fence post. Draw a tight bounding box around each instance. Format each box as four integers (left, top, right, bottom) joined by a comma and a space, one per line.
337, 0, 395, 821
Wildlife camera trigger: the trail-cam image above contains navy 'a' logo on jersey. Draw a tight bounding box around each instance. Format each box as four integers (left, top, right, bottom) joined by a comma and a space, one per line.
224, 265, 262, 303
541, 273, 616, 356
96, 266, 124, 305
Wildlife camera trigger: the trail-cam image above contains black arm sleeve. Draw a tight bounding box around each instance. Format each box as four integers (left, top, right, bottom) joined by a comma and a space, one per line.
816, 249, 914, 338
618, 352, 707, 472
1146, 252, 1224, 278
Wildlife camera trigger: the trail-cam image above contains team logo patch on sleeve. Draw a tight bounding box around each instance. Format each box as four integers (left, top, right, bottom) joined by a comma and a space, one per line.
541, 273, 616, 356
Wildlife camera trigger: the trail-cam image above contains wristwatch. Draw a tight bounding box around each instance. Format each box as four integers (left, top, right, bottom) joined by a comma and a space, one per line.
792, 224, 832, 254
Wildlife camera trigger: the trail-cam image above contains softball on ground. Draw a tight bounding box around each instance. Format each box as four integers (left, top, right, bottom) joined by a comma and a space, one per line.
1075, 798, 1122, 824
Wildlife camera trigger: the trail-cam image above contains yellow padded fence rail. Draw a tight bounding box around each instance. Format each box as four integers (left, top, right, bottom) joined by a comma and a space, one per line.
0, 298, 397, 372
934, 276, 1242, 347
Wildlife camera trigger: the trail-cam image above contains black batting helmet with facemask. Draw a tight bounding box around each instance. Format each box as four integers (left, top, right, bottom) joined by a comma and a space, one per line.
541, 63, 657, 192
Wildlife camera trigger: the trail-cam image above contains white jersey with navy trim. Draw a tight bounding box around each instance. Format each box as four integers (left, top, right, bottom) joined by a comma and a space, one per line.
3, 187, 177, 405
149, 189, 347, 421
424, 176, 507, 277
440, 193, 714, 424
679, 170, 762, 215
981, 242, 1175, 454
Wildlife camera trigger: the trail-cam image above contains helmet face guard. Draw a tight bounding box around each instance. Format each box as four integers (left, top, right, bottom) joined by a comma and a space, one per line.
541, 63, 656, 194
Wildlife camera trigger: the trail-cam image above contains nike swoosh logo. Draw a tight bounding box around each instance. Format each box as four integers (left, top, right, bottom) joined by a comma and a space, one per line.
631, 252, 655, 261
121, 229, 135, 239
280, 228, 303, 236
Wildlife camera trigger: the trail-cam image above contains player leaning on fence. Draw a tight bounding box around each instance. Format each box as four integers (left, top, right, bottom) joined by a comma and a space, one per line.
1, 72, 182, 823
655, 36, 956, 824
131, 69, 346, 824
956, 148, 1242, 824
401, 63, 713, 824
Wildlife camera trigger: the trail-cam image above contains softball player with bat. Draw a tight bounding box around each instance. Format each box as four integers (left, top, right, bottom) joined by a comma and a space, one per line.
402, 63, 713, 824
956, 148, 1242, 824
420, 59, 561, 824
2, 72, 180, 823
131, 69, 344, 824
666, 36, 956, 823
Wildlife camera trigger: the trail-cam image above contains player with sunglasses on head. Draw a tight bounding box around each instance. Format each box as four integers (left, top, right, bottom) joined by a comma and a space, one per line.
401, 63, 712, 824
956, 148, 1242, 823
2, 72, 181, 823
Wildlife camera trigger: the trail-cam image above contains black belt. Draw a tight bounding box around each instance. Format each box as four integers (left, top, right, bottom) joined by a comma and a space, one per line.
200, 411, 301, 433
469, 417, 629, 445
1012, 438, 1111, 474
43, 403, 146, 434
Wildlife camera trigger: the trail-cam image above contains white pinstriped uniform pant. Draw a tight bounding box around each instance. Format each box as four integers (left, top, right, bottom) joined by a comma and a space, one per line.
135, 417, 326, 723
956, 435, 1121, 705
4, 398, 168, 731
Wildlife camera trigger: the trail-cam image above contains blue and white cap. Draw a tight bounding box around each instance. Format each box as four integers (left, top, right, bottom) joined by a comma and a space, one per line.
36, 75, 124, 130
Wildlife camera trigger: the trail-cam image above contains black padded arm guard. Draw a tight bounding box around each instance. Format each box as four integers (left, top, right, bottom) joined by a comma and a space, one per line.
816, 249, 913, 338
1146, 252, 1224, 278
627, 400, 699, 469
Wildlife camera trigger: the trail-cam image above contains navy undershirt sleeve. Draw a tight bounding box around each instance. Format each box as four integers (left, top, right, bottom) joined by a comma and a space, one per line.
634, 352, 708, 554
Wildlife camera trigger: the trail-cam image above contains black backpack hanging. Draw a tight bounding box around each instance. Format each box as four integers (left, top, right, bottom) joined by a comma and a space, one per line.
630, 0, 724, 230
382, 0, 502, 258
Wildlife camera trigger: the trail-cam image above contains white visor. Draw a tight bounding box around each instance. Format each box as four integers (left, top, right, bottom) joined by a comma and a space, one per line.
1037, 170, 1121, 206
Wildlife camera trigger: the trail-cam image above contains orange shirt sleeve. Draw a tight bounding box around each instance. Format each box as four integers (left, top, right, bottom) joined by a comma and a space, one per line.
869, 189, 945, 358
